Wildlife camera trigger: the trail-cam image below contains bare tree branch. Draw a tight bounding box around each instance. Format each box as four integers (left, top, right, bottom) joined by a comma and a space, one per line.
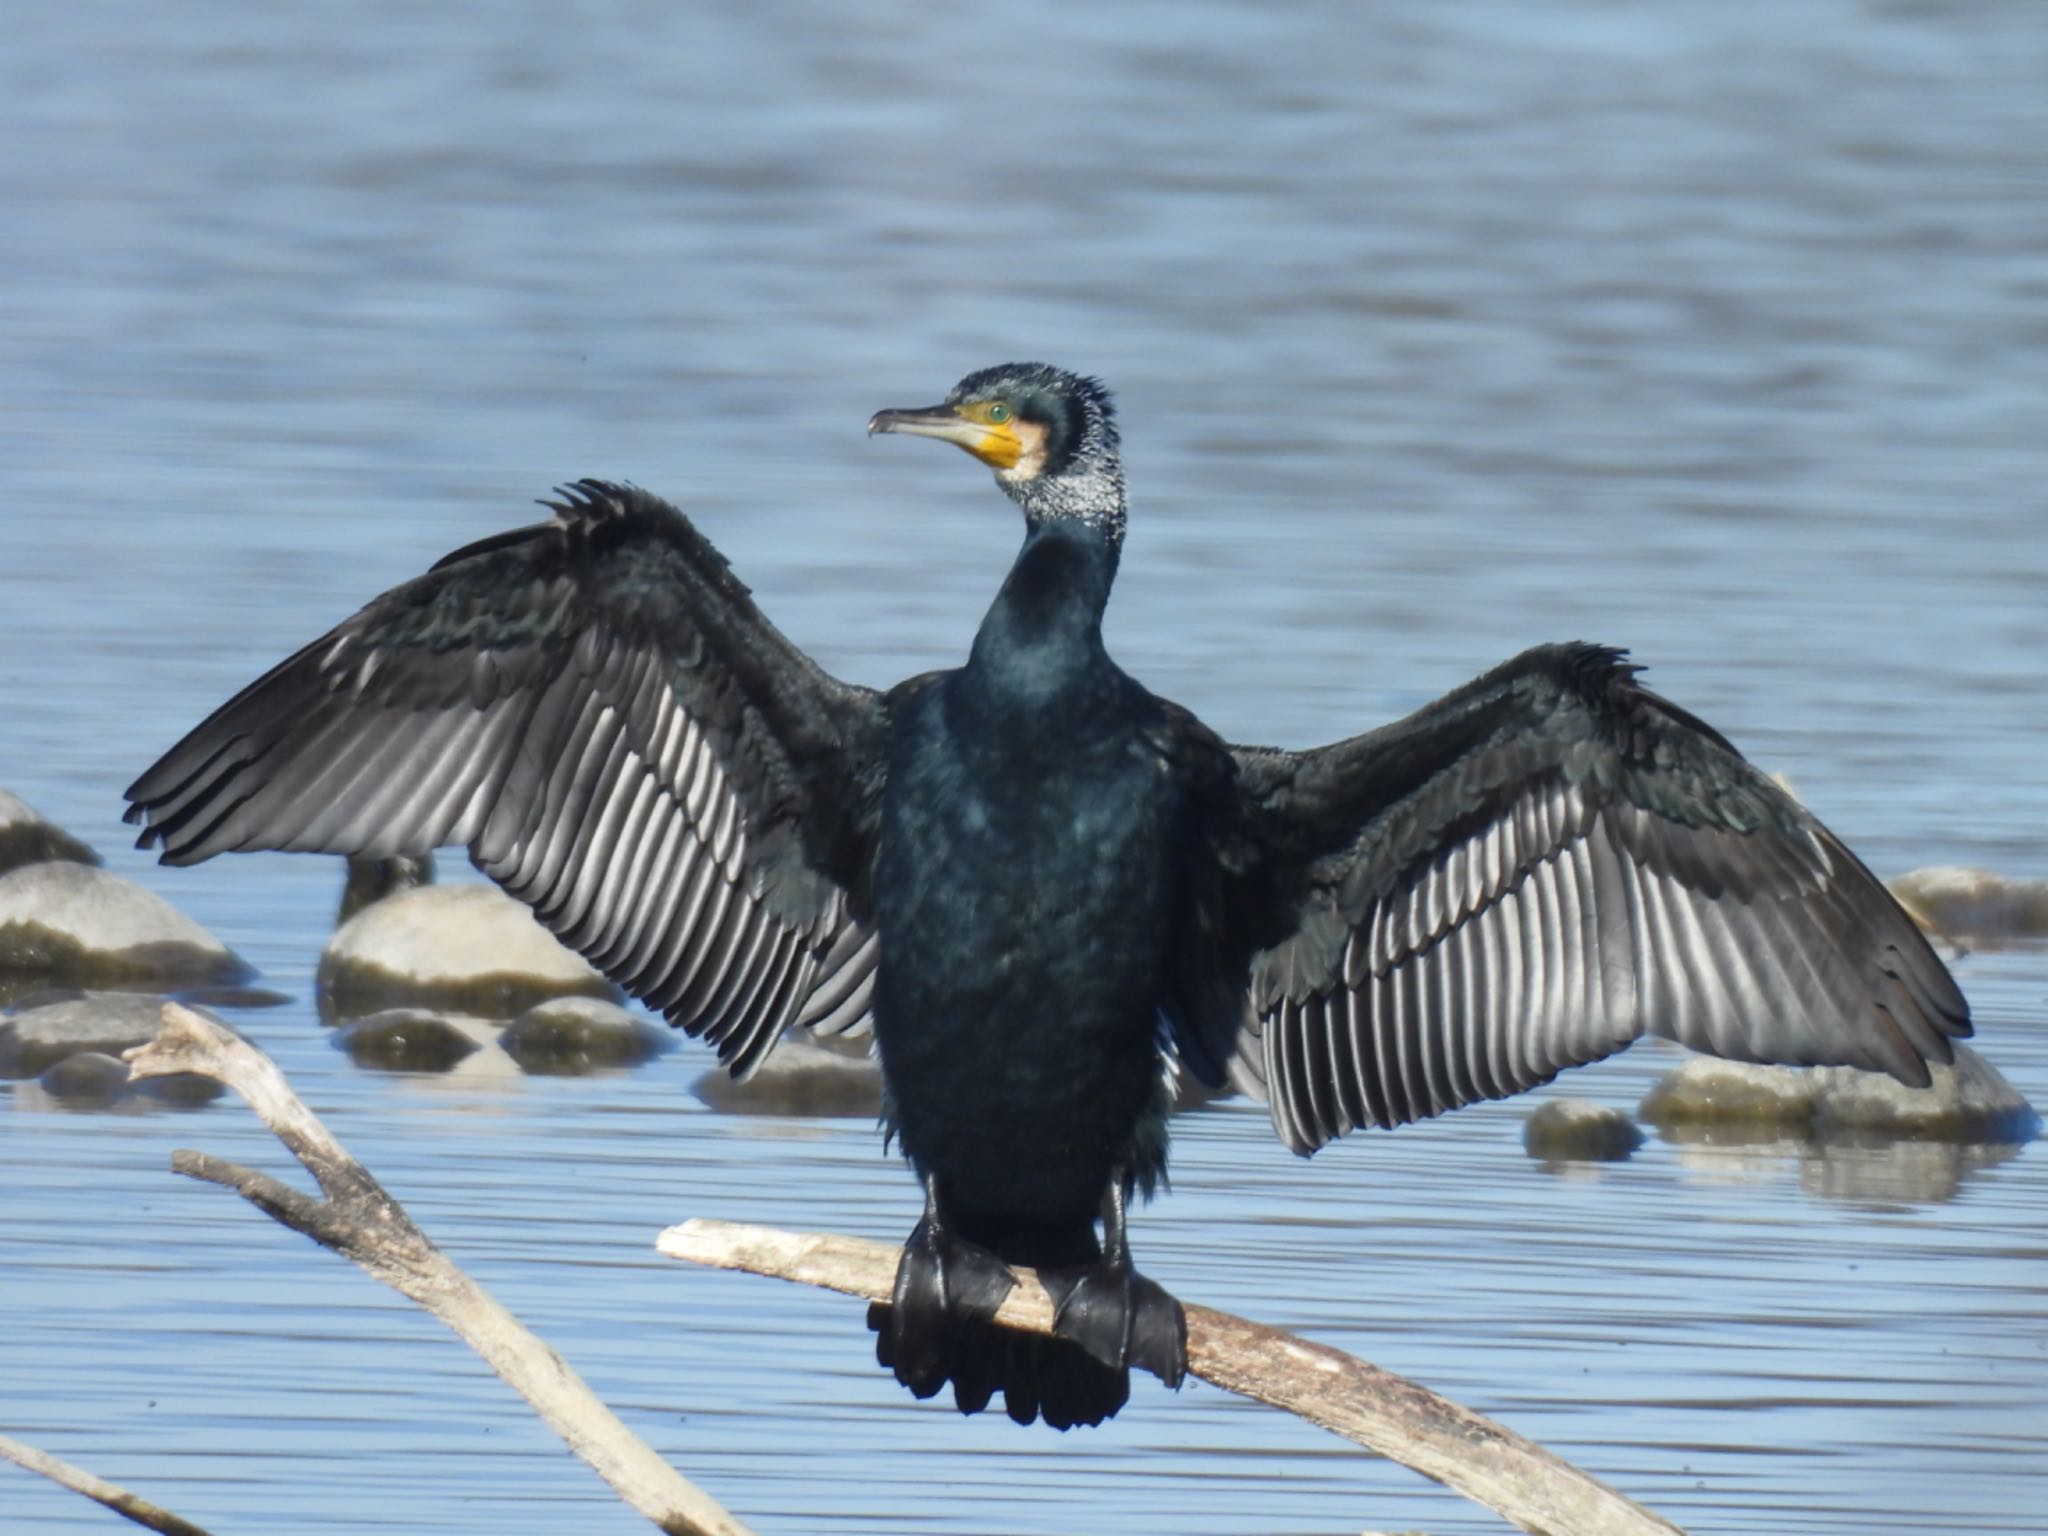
125, 1003, 755, 1536
0, 1431, 216, 1536
658, 1218, 1685, 1536
93, 1001, 1679, 1536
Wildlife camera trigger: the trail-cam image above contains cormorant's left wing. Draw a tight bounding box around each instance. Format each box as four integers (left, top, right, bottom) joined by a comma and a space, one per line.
1222, 643, 1969, 1154
126, 480, 884, 1072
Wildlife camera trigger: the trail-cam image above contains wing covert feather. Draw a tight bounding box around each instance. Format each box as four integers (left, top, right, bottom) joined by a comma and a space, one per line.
1229, 644, 1969, 1153
127, 480, 884, 1073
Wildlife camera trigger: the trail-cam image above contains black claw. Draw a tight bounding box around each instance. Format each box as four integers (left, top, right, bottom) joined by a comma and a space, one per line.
1125, 1271, 1187, 1389
1042, 1266, 1118, 1370
885, 1219, 952, 1394
878, 1215, 1019, 1398
945, 1234, 1021, 1328
1043, 1260, 1188, 1387
872, 1178, 1160, 1425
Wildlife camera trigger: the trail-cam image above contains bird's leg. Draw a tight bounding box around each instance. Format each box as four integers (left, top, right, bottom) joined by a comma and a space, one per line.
873, 1175, 1016, 1397
1041, 1172, 1188, 1387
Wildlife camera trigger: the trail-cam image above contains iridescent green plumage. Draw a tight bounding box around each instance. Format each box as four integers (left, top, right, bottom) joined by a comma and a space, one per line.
128, 362, 1969, 1429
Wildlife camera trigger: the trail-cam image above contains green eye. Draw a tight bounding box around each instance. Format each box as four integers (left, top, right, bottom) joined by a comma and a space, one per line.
986, 402, 1012, 424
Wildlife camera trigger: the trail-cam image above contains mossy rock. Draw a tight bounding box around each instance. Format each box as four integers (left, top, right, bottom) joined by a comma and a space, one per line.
3, 991, 231, 1108
500, 997, 672, 1075
35, 1050, 135, 1106
132, 1068, 227, 1109
1639, 1058, 1819, 1135
1889, 866, 2048, 943
1523, 1097, 1644, 1163
692, 1031, 882, 1118
0, 789, 100, 874
0, 863, 249, 998
318, 884, 616, 1023
1643, 1048, 2036, 1148
1810, 1045, 2035, 1143
0, 990, 171, 1078
332, 1009, 493, 1073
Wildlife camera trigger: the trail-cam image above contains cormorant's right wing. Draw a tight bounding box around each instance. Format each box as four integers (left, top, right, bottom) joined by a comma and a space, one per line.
1224, 643, 1969, 1154
126, 480, 883, 1073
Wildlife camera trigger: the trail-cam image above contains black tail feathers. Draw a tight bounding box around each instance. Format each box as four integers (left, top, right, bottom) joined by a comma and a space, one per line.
868, 1299, 1131, 1429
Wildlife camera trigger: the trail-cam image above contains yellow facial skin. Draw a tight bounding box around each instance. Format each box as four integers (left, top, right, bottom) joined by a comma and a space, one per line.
955, 401, 1022, 469
867, 400, 1047, 481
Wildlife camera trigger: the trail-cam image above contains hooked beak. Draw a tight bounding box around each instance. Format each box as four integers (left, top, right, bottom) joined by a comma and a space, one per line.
868, 403, 1023, 470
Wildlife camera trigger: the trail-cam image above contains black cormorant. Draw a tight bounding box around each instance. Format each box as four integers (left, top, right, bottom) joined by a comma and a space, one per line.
125, 361, 1970, 1430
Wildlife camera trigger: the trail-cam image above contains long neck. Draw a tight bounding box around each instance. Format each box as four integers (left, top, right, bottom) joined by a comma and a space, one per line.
967, 521, 1120, 701
1007, 454, 1127, 553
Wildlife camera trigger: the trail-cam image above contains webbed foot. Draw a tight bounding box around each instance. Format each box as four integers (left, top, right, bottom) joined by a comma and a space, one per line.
872, 1213, 1017, 1398
1040, 1260, 1187, 1387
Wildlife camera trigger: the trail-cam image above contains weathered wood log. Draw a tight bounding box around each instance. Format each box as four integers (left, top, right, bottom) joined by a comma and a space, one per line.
86, 999, 1686, 1536
124, 1002, 754, 1536
0, 1432, 216, 1536
658, 1218, 1686, 1536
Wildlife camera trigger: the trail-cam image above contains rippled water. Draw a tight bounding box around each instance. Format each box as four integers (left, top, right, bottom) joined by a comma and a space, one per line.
4, 2, 2045, 1532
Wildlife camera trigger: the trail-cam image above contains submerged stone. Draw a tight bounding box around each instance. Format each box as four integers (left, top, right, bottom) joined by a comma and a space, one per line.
692, 1030, 883, 1118
3, 992, 229, 1108
332, 1008, 493, 1072
131, 1068, 227, 1108
500, 997, 672, 1075
177, 984, 294, 1010
318, 884, 616, 1023
1639, 1057, 1819, 1133
1889, 866, 2048, 944
0, 862, 250, 997
1523, 1097, 1644, 1162
36, 1050, 134, 1106
0, 789, 100, 874
0, 990, 170, 1078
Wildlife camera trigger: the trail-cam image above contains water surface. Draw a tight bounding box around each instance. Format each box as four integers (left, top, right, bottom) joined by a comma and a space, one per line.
3, 3, 2045, 1532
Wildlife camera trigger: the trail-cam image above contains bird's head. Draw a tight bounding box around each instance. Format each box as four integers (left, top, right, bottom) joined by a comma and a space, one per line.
869, 362, 1126, 548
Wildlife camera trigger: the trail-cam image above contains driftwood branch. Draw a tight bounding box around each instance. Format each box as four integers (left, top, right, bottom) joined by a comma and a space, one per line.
84, 999, 1678, 1536
0, 1432, 216, 1536
124, 1003, 754, 1536
658, 1219, 1685, 1536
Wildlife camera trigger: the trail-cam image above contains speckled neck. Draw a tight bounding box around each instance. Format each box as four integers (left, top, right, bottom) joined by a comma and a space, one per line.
1003, 453, 1127, 555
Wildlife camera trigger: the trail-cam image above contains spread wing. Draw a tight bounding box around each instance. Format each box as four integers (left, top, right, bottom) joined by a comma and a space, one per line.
126, 480, 884, 1072
1227, 643, 1970, 1153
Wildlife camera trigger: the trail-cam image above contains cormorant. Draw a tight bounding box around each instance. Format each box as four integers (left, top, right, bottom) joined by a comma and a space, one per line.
125, 361, 1970, 1430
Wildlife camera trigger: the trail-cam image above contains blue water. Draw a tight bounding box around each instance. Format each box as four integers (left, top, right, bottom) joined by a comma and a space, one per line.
3, 2, 2045, 1532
